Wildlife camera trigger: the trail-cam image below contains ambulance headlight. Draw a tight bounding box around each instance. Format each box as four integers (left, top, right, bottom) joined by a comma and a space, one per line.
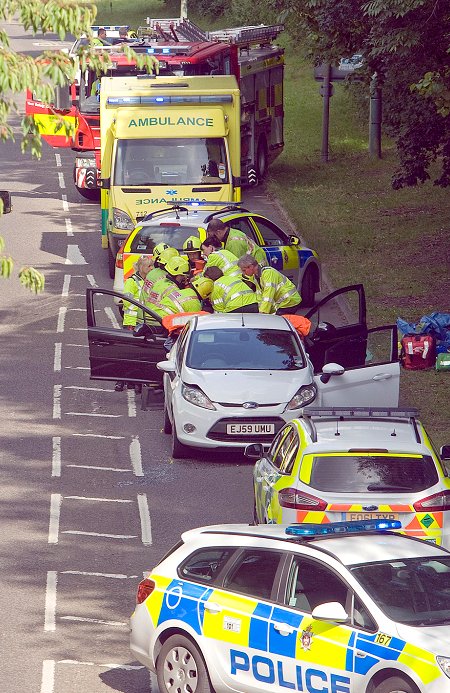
113, 208, 134, 230
182, 384, 216, 410
437, 656, 450, 679
285, 384, 317, 410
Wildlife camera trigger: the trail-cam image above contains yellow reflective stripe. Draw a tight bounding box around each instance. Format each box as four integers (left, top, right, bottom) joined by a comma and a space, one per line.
398, 643, 441, 684
144, 575, 173, 627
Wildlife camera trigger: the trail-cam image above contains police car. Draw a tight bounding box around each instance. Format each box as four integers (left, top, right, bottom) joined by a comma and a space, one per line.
113, 203, 321, 305
130, 519, 450, 693
249, 407, 450, 548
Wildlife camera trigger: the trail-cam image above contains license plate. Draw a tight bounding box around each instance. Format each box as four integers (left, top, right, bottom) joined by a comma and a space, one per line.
226, 423, 275, 435
346, 512, 400, 521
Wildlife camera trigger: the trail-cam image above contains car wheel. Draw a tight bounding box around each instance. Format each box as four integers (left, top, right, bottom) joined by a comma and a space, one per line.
163, 403, 172, 434
300, 266, 316, 307
108, 247, 116, 279
172, 421, 189, 460
373, 676, 417, 693
76, 186, 100, 201
256, 136, 268, 180
156, 634, 213, 693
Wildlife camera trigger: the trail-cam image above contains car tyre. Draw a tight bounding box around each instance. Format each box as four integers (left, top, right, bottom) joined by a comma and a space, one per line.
108, 247, 116, 279
172, 421, 189, 459
156, 634, 213, 693
163, 403, 172, 434
300, 266, 316, 307
76, 186, 100, 201
373, 676, 417, 693
256, 136, 268, 180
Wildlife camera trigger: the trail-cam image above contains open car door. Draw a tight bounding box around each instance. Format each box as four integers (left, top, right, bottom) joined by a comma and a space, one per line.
86, 288, 167, 386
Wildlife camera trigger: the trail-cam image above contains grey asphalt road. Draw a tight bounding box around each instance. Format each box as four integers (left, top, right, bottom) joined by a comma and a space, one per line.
0, 19, 341, 693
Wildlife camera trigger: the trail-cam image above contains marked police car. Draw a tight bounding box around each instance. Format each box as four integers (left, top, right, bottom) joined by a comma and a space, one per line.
249, 407, 450, 548
130, 519, 450, 693
113, 203, 321, 305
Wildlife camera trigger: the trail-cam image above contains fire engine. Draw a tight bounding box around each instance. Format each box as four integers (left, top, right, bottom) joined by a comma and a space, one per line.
26, 18, 284, 198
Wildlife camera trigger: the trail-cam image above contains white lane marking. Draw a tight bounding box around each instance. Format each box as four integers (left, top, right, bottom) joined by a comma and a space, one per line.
52, 437, 61, 477
127, 388, 137, 417
53, 385, 62, 419
66, 465, 129, 473
59, 616, 128, 627
69, 327, 88, 331
65, 412, 122, 417
64, 496, 133, 503
55, 153, 62, 167
57, 660, 145, 670
130, 436, 144, 477
65, 218, 74, 236
44, 572, 58, 631
57, 306, 66, 333
64, 366, 90, 370
86, 274, 97, 287
58, 172, 65, 189
62, 531, 137, 539
62, 194, 69, 211
53, 343, 62, 372
138, 493, 152, 546
104, 306, 120, 328
67, 307, 87, 311
72, 433, 125, 439
62, 274, 71, 296
66, 343, 89, 347
64, 385, 113, 391
48, 494, 62, 544
40, 660, 55, 693
65, 245, 87, 265
61, 570, 138, 579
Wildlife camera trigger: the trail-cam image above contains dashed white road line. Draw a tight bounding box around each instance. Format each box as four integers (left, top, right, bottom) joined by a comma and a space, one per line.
61, 570, 138, 579
66, 465, 129, 473
44, 572, 58, 631
66, 343, 89, 347
130, 436, 144, 477
64, 385, 112, 392
55, 153, 62, 167
138, 493, 152, 546
58, 172, 65, 189
127, 388, 137, 417
53, 385, 62, 419
64, 366, 90, 370
62, 531, 137, 539
104, 306, 120, 328
65, 411, 122, 417
52, 437, 61, 477
65, 217, 74, 236
48, 494, 62, 544
65, 245, 87, 265
61, 194, 69, 212
40, 659, 55, 693
59, 615, 128, 627
57, 306, 67, 333
72, 433, 125, 439
62, 274, 71, 296
65, 496, 133, 503
86, 274, 97, 286
53, 343, 62, 372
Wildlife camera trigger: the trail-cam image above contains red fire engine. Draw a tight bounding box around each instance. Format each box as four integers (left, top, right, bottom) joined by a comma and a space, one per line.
26, 18, 284, 198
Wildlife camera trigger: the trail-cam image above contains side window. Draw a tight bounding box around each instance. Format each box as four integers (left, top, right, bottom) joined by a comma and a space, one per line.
224, 549, 282, 600
269, 426, 297, 471
229, 217, 259, 244
286, 557, 350, 614
179, 547, 234, 584
279, 430, 299, 475
175, 323, 190, 371
252, 218, 287, 246
352, 594, 377, 632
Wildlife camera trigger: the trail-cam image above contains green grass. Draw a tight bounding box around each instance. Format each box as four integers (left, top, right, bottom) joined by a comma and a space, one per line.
93, 3, 449, 446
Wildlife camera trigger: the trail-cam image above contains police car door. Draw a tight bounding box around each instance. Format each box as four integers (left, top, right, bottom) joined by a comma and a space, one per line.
86, 288, 167, 385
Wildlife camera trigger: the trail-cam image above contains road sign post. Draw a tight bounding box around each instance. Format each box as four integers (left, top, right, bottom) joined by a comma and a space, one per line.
369, 72, 382, 158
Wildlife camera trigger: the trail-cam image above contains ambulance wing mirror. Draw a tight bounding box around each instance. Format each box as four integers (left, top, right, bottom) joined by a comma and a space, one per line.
54, 83, 72, 111
311, 602, 348, 623
289, 235, 300, 246
0, 191, 12, 214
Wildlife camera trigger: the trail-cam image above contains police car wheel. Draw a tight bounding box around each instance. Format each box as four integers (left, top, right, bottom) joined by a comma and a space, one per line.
374, 676, 417, 693
300, 266, 316, 307
156, 634, 213, 693
163, 403, 172, 434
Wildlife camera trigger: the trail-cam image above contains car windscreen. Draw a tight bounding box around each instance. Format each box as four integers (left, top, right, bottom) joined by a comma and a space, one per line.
309, 454, 438, 493
130, 224, 200, 253
113, 137, 229, 186
351, 556, 450, 626
186, 328, 305, 371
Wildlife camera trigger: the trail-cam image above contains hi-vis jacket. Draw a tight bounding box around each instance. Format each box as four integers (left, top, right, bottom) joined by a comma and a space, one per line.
254, 266, 301, 314
211, 274, 258, 313
140, 266, 166, 303
224, 227, 266, 264
203, 249, 241, 277
122, 273, 145, 326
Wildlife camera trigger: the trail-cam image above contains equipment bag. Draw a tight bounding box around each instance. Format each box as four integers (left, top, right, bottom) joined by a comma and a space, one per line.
436, 353, 450, 371
401, 334, 436, 370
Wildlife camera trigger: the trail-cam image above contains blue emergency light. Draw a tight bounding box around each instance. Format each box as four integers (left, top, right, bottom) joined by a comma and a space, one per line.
285, 519, 402, 537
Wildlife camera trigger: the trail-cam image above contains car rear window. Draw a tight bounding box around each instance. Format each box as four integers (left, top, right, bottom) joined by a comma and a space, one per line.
130, 224, 200, 253
309, 454, 438, 493
186, 328, 305, 370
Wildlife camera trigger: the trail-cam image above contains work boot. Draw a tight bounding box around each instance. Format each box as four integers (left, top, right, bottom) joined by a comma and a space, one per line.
115, 381, 125, 392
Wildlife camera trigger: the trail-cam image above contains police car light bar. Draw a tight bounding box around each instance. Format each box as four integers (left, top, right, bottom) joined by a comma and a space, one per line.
303, 407, 419, 420
285, 519, 402, 537
106, 95, 233, 106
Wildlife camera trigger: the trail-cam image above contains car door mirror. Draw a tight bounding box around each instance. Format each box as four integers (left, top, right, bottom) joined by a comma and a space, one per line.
289, 235, 300, 246
441, 445, 450, 461
244, 443, 264, 459
311, 601, 348, 623
157, 360, 176, 373
320, 362, 345, 384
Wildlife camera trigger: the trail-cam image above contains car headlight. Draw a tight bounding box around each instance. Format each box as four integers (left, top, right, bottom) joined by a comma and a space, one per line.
437, 656, 450, 679
182, 384, 216, 410
75, 156, 96, 168
285, 384, 317, 410
113, 208, 134, 231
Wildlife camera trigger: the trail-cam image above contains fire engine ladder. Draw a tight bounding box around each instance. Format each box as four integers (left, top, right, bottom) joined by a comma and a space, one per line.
141, 18, 283, 47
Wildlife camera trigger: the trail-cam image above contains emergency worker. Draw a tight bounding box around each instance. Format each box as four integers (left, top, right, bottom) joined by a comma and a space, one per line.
93, 27, 111, 45
201, 236, 240, 276
115, 26, 129, 43
206, 218, 266, 264
190, 275, 214, 312
157, 256, 202, 316
182, 236, 204, 275
238, 253, 302, 314
204, 266, 259, 313
140, 244, 178, 304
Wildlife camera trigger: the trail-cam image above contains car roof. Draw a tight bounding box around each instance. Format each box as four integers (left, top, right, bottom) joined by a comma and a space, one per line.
192, 313, 293, 331
292, 418, 432, 456
181, 523, 449, 566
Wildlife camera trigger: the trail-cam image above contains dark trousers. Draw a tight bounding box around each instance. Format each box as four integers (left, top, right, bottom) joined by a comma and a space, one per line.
277, 303, 302, 315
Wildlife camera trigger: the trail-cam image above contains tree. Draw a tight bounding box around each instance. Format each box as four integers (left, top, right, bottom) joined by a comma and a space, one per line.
0, 0, 157, 292
275, 0, 450, 188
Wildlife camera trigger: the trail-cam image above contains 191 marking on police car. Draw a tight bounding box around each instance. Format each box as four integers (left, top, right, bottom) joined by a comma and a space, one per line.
223, 616, 241, 633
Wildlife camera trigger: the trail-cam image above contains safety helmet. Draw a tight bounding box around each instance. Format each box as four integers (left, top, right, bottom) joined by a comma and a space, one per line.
158, 247, 179, 267
191, 275, 213, 299
182, 235, 201, 252
165, 255, 190, 277
153, 242, 170, 259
